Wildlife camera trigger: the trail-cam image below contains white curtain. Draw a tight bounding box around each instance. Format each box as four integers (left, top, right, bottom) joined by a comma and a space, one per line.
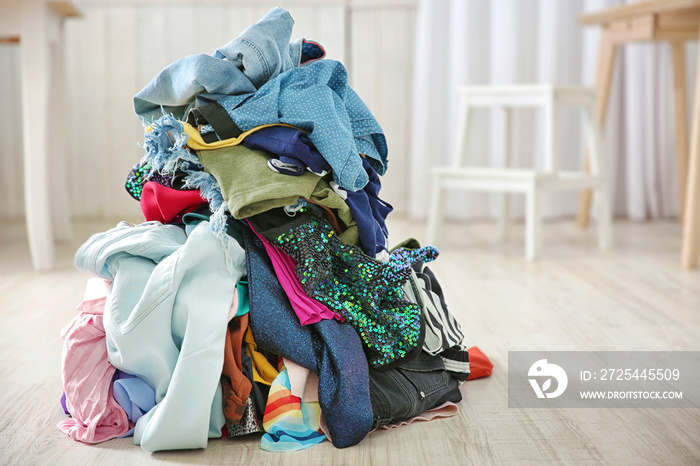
409, 0, 697, 221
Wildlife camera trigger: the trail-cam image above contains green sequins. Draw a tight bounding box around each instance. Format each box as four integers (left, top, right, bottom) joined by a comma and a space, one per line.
271, 214, 438, 370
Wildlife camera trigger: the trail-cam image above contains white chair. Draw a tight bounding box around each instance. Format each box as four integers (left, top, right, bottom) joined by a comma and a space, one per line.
425, 84, 613, 260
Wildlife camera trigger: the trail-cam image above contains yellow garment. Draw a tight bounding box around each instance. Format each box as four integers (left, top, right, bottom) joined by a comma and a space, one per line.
149, 120, 369, 161
181, 121, 300, 151
244, 327, 279, 386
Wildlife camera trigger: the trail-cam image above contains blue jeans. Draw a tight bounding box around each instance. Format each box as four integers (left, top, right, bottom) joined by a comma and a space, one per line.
74, 220, 246, 452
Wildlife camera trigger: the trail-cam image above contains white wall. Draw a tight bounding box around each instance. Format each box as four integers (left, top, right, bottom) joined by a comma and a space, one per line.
0, 0, 417, 220
0, 43, 24, 218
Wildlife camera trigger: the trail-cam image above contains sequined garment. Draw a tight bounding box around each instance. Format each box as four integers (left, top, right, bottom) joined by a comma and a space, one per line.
269, 213, 438, 370
124, 161, 175, 200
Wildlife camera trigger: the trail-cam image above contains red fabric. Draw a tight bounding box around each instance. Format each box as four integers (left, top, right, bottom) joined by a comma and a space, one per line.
140, 181, 206, 223
466, 346, 493, 380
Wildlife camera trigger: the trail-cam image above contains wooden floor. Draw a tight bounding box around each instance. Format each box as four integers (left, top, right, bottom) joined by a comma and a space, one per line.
1, 216, 699, 465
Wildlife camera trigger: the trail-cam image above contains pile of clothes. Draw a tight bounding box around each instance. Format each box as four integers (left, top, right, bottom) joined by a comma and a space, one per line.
58, 7, 492, 453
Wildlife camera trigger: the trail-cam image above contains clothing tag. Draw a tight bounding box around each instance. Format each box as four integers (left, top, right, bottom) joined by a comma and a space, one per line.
329, 181, 348, 200
308, 168, 329, 177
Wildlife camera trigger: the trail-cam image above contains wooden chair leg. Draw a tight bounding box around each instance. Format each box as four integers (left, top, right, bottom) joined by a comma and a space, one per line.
583, 99, 613, 250
578, 28, 617, 229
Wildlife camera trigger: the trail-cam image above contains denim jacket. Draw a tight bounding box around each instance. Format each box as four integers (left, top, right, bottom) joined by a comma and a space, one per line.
133, 7, 325, 122
74, 220, 246, 452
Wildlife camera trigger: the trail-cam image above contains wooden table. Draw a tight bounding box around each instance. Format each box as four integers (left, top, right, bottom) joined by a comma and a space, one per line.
578, 0, 700, 268
0, 1, 81, 270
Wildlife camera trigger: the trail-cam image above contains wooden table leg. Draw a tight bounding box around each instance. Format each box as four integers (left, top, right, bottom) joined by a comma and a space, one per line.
48, 25, 73, 243
681, 28, 700, 268
578, 28, 617, 228
671, 41, 689, 223
20, 0, 55, 270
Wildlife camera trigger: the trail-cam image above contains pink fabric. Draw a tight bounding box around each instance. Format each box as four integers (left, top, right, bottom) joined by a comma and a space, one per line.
246, 220, 344, 326
58, 293, 131, 443
284, 358, 320, 402
321, 402, 459, 440
376, 402, 459, 430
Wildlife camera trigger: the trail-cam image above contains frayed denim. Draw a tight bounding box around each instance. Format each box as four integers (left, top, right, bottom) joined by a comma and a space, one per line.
133, 7, 324, 122
137, 114, 244, 277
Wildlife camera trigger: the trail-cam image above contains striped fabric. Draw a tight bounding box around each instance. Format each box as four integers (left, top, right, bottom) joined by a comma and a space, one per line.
440, 345, 470, 381
405, 269, 464, 355
404, 268, 471, 380
261, 366, 326, 452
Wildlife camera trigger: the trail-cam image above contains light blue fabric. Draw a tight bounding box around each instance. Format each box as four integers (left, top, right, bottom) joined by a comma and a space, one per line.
204, 59, 388, 192
113, 371, 156, 437
133, 7, 322, 122
74, 220, 246, 452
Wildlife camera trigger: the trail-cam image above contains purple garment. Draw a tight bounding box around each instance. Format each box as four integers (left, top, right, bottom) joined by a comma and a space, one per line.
333, 158, 393, 256
113, 370, 157, 437
60, 393, 69, 415
242, 126, 331, 176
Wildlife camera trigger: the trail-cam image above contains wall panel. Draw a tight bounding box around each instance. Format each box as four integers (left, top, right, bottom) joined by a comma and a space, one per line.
0, 45, 23, 218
